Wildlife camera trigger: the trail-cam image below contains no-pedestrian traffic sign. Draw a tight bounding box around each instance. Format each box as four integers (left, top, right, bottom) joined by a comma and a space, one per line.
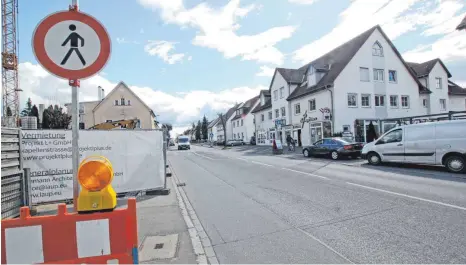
32, 10, 111, 80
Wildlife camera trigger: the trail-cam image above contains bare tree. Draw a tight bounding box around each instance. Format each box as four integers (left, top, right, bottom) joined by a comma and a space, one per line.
218, 113, 227, 146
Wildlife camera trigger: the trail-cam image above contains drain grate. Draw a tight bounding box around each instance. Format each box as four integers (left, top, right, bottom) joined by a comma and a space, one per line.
154, 243, 164, 249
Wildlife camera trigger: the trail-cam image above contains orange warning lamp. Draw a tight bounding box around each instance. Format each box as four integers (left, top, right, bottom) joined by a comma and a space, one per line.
77, 156, 117, 212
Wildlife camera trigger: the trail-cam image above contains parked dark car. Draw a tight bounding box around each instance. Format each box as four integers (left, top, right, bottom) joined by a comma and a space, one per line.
250, 136, 256, 145
303, 137, 364, 160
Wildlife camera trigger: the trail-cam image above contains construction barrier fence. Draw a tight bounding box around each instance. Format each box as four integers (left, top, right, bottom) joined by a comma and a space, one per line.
1, 198, 139, 264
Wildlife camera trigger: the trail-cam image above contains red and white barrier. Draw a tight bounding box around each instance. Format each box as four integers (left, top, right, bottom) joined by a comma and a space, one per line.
1, 198, 138, 264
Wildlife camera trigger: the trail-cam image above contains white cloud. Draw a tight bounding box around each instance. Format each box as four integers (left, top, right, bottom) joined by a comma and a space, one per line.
288, 0, 319, 5
144, 41, 186, 64
116, 37, 140, 44
402, 30, 466, 62
452, 80, 466, 88
187, 55, 193, 61
287, 12, 292, 20
293, 0, 466, 64
19, 62, 264, 129
138, 0, 296, 65
256, 65, 275, 77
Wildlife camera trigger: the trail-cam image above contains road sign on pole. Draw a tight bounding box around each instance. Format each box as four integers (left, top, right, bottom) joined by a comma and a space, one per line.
32, 1, 111, 212
32, 8, 111, 80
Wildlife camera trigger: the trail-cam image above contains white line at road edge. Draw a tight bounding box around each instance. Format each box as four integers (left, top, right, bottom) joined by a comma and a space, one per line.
236, 157, 249, 162
169, 163, 218, 264
192, 152, 214, 160
346, 182, 466, 211
281, 168, 329, 180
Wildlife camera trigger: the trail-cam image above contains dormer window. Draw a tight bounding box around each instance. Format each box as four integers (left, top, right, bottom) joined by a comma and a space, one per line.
372, 41, 383, 56
308, 65, 315, 75
307, 65, 316, 87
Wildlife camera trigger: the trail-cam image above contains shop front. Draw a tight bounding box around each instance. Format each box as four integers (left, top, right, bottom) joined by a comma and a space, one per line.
299, 110, 333, 146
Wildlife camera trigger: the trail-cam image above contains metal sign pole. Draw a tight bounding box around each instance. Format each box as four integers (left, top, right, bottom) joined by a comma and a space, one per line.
71, 0, 79, 212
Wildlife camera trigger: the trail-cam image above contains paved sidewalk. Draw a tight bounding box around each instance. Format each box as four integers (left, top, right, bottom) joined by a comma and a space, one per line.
34, 179, 204, 264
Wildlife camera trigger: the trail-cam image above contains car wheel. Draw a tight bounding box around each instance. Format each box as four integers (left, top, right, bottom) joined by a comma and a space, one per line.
367, 152, 381, 165
330, 151, 339, 160
303, 149, 310, 157
445, 155, 465, 173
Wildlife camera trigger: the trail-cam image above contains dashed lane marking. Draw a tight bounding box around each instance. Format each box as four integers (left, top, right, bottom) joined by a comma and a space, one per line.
281, 168, 329, 180
346, 182, 466, 211
192, 152, 215, 160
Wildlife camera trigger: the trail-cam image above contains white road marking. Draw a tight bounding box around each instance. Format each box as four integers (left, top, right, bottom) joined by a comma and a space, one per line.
346, 182, 466, 211
192, 152, 214, 160
236, 157, 273, 167
281, 168, 329, 180
251, 161, 273, 167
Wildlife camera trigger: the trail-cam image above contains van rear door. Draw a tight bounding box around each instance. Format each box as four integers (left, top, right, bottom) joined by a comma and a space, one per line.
404, 124, 436, 164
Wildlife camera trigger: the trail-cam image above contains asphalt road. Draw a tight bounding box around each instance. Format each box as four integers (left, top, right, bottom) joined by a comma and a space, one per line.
168, 145, 466, 264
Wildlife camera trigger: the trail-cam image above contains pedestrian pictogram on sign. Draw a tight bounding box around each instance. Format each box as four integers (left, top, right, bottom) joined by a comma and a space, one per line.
32, 10, 111, 80
61, 24, 86, 66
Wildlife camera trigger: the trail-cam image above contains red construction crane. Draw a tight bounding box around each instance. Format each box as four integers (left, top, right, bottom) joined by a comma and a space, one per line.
2, 0, 22, 127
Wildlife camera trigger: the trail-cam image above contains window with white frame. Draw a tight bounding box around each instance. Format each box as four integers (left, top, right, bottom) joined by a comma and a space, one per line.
275, 109, 279, 118
401, 95, 409, 108
388, 70, 397, 82
279, 87, 284, 98
127, 100, 131, 105
268, 111, 272, 120
294, 103, 301, 115
423, 99, 428, 108
347, 93, 358, 107
389, 95, 398, 108
114, 100, 119, 106
373, 69, 384, 82
237, 120, 239, 127
261, 114, 264, 121
372, 41, 383, 56
439, 99, 446, 110
281, 107, 286, 117
241, 119, 243, 126
375, 95, 385, 107
273, 90, 278, 100
436, 77, 442, 89
121, 98, 125, 105
309, 99, 316, 111
360, 67, 369, 81
361, 94, 371, 107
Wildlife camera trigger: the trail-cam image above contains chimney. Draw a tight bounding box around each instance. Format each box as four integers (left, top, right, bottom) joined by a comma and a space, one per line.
101, 87, 105, 99
98, 86, 102, 100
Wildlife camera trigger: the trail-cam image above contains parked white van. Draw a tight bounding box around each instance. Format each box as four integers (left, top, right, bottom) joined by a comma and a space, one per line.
177, 135, 191, 150
361, 120, 466, 173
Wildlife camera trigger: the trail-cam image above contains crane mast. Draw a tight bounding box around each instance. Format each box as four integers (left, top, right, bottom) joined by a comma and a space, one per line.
2, 0, 21, 127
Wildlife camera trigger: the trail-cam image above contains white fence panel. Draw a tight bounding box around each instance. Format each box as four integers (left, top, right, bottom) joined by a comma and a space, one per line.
21, 130, 165, 204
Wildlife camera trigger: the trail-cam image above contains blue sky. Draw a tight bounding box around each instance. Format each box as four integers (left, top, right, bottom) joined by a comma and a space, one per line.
18, 0, 466, 133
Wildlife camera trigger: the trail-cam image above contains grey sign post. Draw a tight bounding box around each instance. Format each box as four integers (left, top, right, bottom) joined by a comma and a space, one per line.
32, 0, 111, 211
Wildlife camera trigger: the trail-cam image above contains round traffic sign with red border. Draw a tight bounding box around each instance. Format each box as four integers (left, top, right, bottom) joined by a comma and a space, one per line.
32, 10, 111, 80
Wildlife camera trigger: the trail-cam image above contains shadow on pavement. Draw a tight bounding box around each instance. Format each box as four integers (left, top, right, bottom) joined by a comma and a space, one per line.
359, 162, 466, 183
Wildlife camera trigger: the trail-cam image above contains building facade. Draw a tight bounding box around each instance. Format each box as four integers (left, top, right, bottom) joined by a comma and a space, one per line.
254, 25, 465, 146
66, 81, 157, 130
231, 96, 259, 142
